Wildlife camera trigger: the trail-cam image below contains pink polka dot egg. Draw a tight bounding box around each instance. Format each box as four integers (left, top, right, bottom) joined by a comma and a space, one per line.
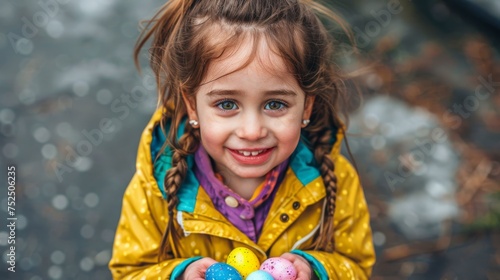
260, 257, 297, 280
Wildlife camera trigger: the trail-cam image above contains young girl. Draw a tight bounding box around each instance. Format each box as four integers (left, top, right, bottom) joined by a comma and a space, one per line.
109, 0, 375, 279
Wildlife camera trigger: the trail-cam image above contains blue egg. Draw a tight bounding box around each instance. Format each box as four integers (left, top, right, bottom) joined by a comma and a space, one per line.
246, 270, 275, 280
205, 263, 243, 280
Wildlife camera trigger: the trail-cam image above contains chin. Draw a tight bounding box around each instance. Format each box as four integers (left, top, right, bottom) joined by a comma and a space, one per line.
233, 168, 270, 179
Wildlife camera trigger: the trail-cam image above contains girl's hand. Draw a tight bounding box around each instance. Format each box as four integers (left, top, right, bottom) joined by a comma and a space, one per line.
179, 257, 218, 280
279, 253, 317, 280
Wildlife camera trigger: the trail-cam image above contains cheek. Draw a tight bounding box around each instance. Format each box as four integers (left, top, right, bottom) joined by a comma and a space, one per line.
274, 123, 302, 144
200, 129, 217, 144
199, 126, 226, 149
197, 111, 227, 145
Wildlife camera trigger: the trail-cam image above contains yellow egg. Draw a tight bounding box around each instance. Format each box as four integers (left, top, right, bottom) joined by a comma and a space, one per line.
226, 247, 260, 279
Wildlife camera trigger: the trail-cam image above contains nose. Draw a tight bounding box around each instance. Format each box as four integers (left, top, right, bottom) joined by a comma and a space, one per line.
235, 112, 268, 141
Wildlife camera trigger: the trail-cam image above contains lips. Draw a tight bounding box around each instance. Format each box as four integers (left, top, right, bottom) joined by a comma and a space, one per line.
228, 148, 274, 165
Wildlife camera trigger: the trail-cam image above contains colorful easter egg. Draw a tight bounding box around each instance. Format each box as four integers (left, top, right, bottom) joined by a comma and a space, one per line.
260, 257, 297, 280
205, 262, 243, 280
226, 247, 261, 279
246, 270, 275, 280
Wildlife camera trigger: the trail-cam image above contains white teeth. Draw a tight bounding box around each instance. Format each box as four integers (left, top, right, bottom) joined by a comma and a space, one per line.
238, 149, 264, 156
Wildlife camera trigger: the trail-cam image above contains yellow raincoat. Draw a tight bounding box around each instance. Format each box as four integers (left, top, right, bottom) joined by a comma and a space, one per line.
109, 109, 375, 279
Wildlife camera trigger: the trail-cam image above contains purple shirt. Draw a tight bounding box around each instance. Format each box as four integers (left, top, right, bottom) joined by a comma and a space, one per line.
193, 145, 289, 242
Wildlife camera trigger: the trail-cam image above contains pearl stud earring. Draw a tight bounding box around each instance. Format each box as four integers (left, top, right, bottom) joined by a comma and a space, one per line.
189, 120, 199, 127
302, 119, 310, 126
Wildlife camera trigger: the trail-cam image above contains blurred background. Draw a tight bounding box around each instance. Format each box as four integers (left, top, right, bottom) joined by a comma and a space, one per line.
1, 0, 499, 279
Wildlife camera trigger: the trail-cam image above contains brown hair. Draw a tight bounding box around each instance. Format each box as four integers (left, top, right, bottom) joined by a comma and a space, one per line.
135, 0, 354, 258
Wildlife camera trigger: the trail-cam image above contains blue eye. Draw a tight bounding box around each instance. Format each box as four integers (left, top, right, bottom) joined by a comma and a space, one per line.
217, 100, 238, 110
265, 100, 286, 110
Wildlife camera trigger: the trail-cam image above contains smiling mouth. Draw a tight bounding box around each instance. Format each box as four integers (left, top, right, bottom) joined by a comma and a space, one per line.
228, 148, 274, 165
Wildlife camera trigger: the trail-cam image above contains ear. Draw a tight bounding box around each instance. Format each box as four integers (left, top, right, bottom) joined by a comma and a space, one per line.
302, 95, 315, 122
181, 92, 198, 122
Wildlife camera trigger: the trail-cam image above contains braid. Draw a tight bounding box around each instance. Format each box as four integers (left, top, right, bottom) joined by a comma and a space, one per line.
308, 128, 338, 252
158, 119, 199, 261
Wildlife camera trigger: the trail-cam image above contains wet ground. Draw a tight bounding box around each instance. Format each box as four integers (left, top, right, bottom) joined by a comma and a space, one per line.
1, 0, 499, 279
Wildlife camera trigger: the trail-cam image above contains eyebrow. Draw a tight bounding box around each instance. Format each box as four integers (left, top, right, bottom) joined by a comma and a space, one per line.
206, 89, 298, 97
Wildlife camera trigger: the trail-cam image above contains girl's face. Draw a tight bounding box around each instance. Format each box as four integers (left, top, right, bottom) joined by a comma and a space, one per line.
184, 38, 314, 185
